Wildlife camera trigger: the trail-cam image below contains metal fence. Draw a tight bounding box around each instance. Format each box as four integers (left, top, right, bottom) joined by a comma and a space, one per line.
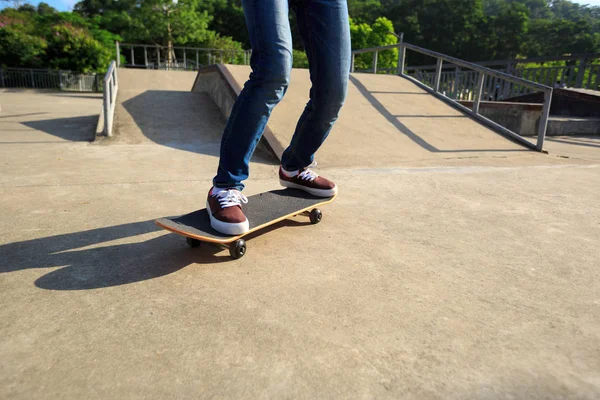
407, 64, 599, 101
102, 61, 118, 137
116, 42, 252, 70
352, 42, 553, 151
0, 68, 102, 92
405, 53, 600, 101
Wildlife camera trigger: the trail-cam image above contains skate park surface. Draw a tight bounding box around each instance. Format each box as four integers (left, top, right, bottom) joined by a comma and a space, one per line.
1, 67, 599, 399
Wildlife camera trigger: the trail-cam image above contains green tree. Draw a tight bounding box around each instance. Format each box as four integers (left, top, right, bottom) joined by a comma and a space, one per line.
347, 0, 383, 23
524, 17, 600, 57
125, 0, 217, 63
350, 17, 398, 71
383, 0, 487, 62
0, 6, 118, 71
37, 2, 57, 15
44, 23, 113, 72
0, 27, 46, 68
198, 0, 248, 47
483, 1, 530, 59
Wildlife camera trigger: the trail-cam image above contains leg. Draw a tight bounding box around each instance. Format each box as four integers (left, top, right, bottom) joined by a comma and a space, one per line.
213, 0, 293, 190
281, 0, 351, 171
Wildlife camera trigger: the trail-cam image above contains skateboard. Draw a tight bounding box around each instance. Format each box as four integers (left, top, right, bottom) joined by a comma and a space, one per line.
155, 188, 336, 259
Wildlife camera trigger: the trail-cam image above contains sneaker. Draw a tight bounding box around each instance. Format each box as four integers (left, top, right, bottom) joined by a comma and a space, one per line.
206, 187, 249, 235
279, 162, 338, 197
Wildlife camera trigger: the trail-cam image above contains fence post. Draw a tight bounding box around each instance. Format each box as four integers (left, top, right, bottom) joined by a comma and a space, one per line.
398, 45, 406, 76
433, 58, 443, 92
58, 70, 63, 90
1, 68, 5, 88
372, 51, 378, 74
144, 46, 148, 67
30, 70, 35, 88
537, 89, 553, 151
157, 46, 161, 68
196, 50, 200, 68
350, 53, 355, 73
130, 46, 134, 66
183, 49, 187, 69
396, 33, 404, 75
116, 42, 120, 67
220, 50, 224, 64
575, 57, 587, 88
473, 72, 486, 114
453, 67, 460, 98
104, 81, 110, 135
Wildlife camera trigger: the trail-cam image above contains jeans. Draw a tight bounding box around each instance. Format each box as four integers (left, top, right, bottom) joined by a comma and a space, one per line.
213, 0, 351, 190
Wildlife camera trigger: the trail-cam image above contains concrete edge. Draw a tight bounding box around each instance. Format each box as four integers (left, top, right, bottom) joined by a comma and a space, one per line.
94, 103, 105, 141
398, 73, 540, 151
192, 65, 285, 160
458, 101, 544, 111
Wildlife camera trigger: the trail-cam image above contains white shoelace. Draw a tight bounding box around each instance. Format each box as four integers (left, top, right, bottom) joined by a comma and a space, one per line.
213, 189, 248, 208
297, 161, 319, 182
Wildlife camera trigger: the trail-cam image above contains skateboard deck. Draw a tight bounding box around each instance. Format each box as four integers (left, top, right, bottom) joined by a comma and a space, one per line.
155, 188, 336, 258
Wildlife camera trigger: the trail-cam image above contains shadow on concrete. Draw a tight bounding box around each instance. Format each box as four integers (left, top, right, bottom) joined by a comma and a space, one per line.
392, 115, 468, 118
546, 136, 600, 149
120, 90, 278, 165
50, 94, 103, 99
369, 91, 431, 95
349, 75, 529, 154
21, 115, 98, 142
0, 218, 310, 291
0, 112, 49, 119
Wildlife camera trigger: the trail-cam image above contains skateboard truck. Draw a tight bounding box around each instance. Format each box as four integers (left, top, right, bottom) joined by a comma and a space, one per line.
156, 189, 334, 260
184, 208, 322, 259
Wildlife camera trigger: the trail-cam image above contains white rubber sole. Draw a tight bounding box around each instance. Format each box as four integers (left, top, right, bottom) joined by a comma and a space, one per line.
206, 201, 249, 235
279, 179, 338, 197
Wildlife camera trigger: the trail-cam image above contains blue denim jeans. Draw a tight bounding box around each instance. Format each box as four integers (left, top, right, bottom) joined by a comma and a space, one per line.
213, 0, 351, 190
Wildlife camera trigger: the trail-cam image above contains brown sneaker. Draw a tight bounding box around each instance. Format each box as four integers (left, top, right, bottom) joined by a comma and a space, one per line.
279, 163, 338, 197
206, 188, 249, 235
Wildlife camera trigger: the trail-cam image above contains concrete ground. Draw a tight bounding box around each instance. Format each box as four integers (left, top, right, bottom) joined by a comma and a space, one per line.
1, 85, 600, 399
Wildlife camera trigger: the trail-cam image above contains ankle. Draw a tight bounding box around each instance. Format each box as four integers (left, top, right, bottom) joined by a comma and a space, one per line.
281, 166, 299, 178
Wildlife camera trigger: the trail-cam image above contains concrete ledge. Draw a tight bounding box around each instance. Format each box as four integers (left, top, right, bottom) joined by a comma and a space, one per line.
459, 101, 542, 137
192, 65, 285, 160
548, 117, 600, 136
94, 103, 105, 140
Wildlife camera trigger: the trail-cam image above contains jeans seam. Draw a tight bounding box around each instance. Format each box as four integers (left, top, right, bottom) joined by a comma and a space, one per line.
286, 5, 317, 169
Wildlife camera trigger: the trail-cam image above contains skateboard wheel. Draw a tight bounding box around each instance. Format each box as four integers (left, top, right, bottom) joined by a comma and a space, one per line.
186, 237, 202, 248
230, 239, 246, 259
309, 209, 322, 224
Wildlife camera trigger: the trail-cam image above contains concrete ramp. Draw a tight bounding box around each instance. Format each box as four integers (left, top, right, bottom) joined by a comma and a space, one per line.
107, 68, 276, 163
109, 66, 541, 170
219, 65, 532, 168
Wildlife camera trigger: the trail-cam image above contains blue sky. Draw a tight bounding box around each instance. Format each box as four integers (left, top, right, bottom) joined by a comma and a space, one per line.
2, 0, 600, 12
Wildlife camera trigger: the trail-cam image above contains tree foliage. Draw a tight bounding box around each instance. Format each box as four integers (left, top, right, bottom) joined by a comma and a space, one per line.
0, 6, 116, 71
1, 0, 599, 72
350, 17, 398, 70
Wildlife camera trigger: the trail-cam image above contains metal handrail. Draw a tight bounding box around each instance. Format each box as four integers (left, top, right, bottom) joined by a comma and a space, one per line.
102, 61, 118, 137
352, 44, 401, 55
407, 52, 600, 70
351, 42, 553, 151
403, 43, 553, 92
116, 42, 252, 69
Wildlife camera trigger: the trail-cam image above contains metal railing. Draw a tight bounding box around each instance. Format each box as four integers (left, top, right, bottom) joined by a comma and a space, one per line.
102, 61, 118, 137
407, 64, 599, 100
351, 42, 553, 151
0, 67, 102, 92
116, 42, 252, 70
406, 53, 600, 96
